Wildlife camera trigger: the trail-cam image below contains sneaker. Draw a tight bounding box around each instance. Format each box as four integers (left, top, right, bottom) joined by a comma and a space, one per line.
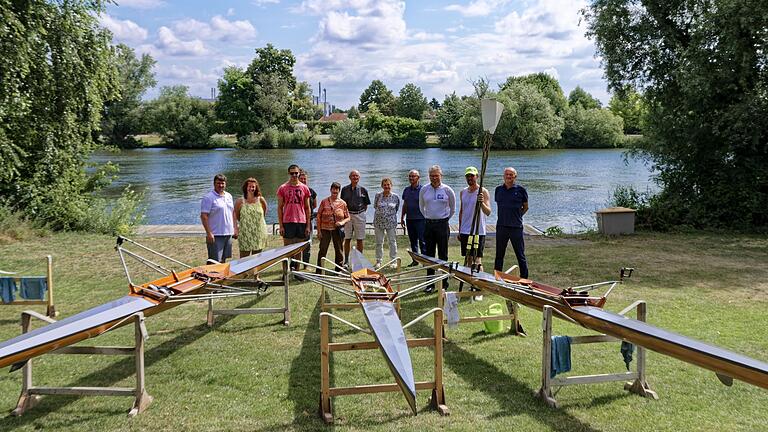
407, 261, 419, 267
473, 295, 484, 301
375, 260, 382, 268
389, 262, 398, 270
423, 285, 435, 294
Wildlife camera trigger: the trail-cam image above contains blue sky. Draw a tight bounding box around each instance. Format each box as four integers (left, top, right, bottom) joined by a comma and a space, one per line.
101, 0, 609, 109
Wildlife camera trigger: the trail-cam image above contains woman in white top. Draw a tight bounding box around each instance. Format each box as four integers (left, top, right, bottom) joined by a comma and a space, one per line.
373, 177, 400, 268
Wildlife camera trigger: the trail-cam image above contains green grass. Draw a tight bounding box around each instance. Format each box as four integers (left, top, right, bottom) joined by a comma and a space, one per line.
1, 232, 767, 431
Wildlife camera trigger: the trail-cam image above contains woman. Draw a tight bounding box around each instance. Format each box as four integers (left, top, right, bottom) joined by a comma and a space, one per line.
373, 177, 400, 268
316, 182, 350, 274
234, 177, 268, 257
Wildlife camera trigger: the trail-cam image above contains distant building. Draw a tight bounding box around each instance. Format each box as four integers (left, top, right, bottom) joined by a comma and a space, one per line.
319, 113, 348, 122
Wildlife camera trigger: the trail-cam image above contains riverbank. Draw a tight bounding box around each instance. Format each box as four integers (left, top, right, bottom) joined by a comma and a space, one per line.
0, 231, 765, 431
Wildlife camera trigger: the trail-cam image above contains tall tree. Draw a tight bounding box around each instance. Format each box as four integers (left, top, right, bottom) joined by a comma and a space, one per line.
291, 81, 317, 121
429, 97, 441, 110
500, 72, 568, 114
101, 44, 156, 148
215, 66, 257, 137
585, 0, 768, 228
0, 0, 124, 230
247, 43, 296, 90
145, 86, 215, 148
608, 86, 647, 134
359, 80, 396, 115
395, 83, 428, 120
494, 82, 564, 149
568, 86, 602, 109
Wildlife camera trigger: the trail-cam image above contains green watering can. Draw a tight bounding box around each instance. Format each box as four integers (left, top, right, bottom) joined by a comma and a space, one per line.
478, 303, 505, 334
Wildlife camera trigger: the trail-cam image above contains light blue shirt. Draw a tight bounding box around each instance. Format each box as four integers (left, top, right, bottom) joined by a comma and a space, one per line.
201, 190, 234, 235
419, 183, 456, 220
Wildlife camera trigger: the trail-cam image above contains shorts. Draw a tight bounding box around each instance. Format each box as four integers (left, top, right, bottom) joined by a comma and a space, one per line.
344, 213, 367, 240
283, 222, 305, 240
207, 235, 233, 262
459, 233, 485, 257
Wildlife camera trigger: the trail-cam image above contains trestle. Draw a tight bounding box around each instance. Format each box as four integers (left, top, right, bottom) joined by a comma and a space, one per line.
12, 311, 152, 417
536, 303, 658, 408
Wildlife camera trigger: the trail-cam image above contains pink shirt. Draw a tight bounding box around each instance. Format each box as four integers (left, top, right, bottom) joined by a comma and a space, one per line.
277, 182, 311, 223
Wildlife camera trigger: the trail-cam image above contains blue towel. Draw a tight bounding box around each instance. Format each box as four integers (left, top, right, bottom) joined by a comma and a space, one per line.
19, 277, 47, 300
0, 278, 17, 303
550, 335, 572, 378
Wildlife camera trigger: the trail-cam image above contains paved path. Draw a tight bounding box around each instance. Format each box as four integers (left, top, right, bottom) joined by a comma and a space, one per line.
135, 224, 546, 238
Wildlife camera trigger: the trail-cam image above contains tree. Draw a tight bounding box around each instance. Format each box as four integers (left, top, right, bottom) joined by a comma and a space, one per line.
291, 81, 317, 121
145, 86, 215, 148
560, 106, 624, 148
500, 73, 568, 114
247, 43, 296, 90
347, 105, 360, 119
359, 80, 395, 115
585, 0, 768, 228
429, 97, 441, 110
0, 0, 147, 231
215, 66, 258, 137
101, 44, 156, 148
568, 86, 602, 110
395, 83, 428, 120
608, 86, 647, 134
494, 83, 564, 149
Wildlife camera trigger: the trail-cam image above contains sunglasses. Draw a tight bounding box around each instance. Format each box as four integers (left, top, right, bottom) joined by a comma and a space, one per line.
289, 172, 300, 176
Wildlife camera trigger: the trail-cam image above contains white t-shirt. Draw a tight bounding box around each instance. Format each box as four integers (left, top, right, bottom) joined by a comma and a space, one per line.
459, 187, 487, 235
201, 190, 234, 235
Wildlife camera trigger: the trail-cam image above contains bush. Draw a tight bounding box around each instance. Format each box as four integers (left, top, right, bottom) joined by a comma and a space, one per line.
0, 206, 48, 245
77, 187, 146, 235
361, 114, 427, 147
237, 129, 320, 149
369, 130, 393, 148
560, 106, 625, 148
208, 134, 235, 148
609, 185, 679, 231
304, 120, 335, 134
330, 120, 371, 148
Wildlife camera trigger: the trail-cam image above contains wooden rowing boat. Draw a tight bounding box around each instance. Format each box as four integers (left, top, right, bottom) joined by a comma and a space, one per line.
409, 250, 768, 390
0, 242, 308, 370
348, 250, 417, 415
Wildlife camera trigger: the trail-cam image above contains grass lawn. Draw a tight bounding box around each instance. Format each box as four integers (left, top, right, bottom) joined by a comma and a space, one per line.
0, 232, 766, 431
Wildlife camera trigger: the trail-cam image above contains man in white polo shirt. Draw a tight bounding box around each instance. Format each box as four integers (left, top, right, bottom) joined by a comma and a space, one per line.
200, 173, 235, 263
419, 165, 456, 293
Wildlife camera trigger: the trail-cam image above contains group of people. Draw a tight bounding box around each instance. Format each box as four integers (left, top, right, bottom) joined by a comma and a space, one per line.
199, 164, 529, 293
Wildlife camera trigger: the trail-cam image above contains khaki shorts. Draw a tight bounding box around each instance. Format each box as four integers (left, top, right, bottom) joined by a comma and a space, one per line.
344, 213, 367, 240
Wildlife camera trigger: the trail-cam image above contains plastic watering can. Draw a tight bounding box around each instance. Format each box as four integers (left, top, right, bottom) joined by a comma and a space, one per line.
478, 303, 505, 334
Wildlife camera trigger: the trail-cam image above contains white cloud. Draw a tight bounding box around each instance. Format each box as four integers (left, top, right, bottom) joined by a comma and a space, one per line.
410, 31, 444, 41
155, 27, 208, 56
300, 0, 407, 48
227, 8, 235, 16
99, 14, 148, 43
115, 0, 165, 9
252, 0, 280, 5
445, 0, 509, 17
173, 15, 257, 42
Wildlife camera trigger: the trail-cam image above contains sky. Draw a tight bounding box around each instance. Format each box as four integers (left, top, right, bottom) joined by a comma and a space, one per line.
100, 0, 609, 109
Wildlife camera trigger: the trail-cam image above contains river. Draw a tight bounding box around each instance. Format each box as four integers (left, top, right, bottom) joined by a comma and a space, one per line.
91, 147, 655, 232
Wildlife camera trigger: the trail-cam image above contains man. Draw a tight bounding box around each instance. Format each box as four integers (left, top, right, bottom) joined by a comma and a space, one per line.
494, 167, 529, 278
419, 165, 456, 293
277, 164, 312, 269
458, 166, 491, 299
200, 173, 235, 263
400, 169, 426, 266
341, 169, 370, 264
298, 169, 317, 269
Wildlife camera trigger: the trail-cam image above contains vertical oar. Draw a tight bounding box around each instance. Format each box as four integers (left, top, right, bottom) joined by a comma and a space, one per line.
466, 99, 504, 279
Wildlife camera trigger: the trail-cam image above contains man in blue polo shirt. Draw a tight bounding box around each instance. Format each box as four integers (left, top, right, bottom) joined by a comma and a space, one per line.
400, 169, 425, 266
494, 167, 529, 278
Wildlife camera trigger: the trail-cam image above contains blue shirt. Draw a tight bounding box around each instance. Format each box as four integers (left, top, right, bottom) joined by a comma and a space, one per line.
401, 185, 424, 220
495, 184, 528, 228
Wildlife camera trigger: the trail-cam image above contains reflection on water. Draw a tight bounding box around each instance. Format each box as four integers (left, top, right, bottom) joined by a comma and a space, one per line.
91, 147, 656, 232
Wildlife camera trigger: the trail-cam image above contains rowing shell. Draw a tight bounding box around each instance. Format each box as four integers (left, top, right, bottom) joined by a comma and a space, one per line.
350, 249, 417, 414
409, 250, 768, 390
0, 242, 308, 370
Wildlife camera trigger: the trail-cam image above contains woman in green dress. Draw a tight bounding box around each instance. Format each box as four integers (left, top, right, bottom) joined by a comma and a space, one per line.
234, 177, 269, 257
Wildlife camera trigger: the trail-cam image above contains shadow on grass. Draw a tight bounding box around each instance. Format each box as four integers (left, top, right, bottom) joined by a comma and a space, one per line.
403, 294, 605, 432
1, 295, 269, 428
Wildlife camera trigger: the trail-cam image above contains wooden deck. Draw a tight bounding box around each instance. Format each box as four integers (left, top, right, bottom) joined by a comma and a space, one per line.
135, 224, 544, 238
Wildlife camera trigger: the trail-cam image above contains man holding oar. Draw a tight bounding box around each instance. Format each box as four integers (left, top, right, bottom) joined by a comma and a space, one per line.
457, 166, 491, 300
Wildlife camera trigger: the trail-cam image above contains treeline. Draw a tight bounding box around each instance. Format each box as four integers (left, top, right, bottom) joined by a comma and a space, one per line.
105, 44, 646, 150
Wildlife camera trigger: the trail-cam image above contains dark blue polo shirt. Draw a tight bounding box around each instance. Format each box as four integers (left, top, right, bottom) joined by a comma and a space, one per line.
495, 184, 528, 228
401, 185, 425, 220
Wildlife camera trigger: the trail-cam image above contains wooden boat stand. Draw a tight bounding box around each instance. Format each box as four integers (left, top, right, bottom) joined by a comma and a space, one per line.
207, 258, 292, 326
318, 290, 449, 424
12, 310, 152, 417
440, 264, 524, 336
536, 302, 658, 408
2, 256, 58, 318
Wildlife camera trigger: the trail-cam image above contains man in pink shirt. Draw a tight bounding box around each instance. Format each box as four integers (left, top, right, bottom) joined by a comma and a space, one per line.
277, 164, 312, 256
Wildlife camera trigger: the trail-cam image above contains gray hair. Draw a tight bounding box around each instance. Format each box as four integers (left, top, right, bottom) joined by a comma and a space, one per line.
428, 165, 442, 175
408, 169, 420, 177
504, 167, 517, 176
